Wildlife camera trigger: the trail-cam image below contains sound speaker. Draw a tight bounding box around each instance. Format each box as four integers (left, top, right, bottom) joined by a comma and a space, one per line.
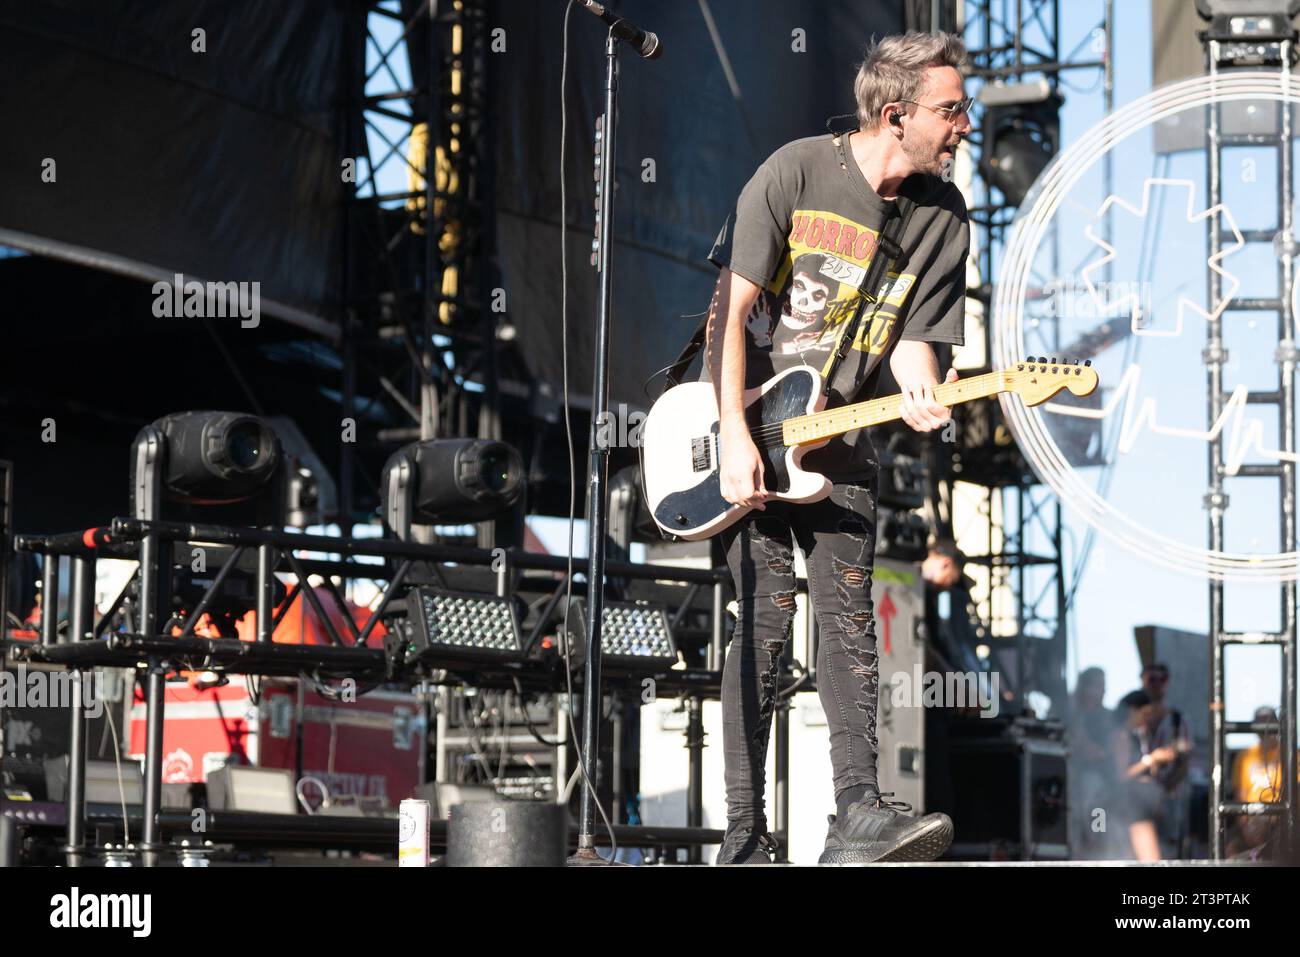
940, 717, 1069, 860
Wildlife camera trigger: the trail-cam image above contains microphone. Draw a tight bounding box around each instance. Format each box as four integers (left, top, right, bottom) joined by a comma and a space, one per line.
580, 1, 662, 59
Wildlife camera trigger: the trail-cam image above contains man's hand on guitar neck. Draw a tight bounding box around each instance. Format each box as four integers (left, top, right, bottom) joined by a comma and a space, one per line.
892, 340, 958, 433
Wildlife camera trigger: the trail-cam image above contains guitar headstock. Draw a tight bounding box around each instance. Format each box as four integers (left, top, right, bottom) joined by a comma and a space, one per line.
1008, 356, 1099, 406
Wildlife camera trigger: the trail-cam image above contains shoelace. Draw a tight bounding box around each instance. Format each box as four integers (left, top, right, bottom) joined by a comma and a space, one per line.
873, 791, 913, 814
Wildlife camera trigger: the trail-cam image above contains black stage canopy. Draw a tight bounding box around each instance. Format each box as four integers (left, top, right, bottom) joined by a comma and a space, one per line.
0, 0, 350, 334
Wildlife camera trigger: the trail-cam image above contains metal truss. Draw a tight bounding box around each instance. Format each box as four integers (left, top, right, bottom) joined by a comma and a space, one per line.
340, 0, 497, 528
1202, 30, 1298, 860
13, 515, 730, 866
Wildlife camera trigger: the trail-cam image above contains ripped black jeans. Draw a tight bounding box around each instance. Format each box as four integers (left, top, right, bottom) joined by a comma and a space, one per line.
718, 476, 881, 828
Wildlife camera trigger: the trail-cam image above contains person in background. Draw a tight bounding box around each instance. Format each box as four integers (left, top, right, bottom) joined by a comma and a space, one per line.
1137, 662, 1192, 854
1141, 663, 1191, 765
921, 537, 963, 590
919, 536, 992, 680
1067, 667, 1114, 858
1113, 689, 1182, 860
1230, 705, 1299, 857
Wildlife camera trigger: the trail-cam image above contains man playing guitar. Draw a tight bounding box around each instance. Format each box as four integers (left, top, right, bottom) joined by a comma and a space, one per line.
704, 31, 972, 864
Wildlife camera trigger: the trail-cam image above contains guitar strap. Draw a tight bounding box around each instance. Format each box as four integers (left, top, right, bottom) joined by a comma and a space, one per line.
660, 302, 713, 392
662, 154, 920, 396
820, 187, 917, 397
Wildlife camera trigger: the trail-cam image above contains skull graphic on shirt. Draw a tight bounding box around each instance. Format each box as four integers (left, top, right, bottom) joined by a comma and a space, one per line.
780, 253, 835, 332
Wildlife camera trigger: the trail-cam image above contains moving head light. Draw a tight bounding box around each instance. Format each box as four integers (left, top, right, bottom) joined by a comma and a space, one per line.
131, 411, 284, 525
154, 411, 279, 503
381, 438, 523, 540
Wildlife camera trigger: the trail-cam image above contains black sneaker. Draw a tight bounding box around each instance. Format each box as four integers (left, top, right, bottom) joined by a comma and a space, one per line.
714, 822, 779, 865
818, 793, 953, 864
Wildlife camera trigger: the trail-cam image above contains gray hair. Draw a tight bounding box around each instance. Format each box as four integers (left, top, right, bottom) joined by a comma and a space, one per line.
854, 32, 969, 130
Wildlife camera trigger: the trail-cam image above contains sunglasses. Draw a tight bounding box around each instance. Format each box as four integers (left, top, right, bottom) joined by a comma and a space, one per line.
898, 96, 975, 121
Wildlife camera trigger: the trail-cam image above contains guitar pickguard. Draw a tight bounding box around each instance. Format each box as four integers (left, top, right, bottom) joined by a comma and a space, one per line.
748, 367, 817, 493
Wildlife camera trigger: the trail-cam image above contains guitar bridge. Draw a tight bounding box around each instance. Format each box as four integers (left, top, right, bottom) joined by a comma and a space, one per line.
690, 435, 713, 472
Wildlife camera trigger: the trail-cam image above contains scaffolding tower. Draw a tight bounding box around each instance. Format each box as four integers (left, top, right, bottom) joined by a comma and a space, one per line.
1201, 23, 1298, 861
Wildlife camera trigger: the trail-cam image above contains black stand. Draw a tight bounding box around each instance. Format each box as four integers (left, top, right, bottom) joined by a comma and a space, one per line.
571, 28, 621, 864
133, 426, 169, 868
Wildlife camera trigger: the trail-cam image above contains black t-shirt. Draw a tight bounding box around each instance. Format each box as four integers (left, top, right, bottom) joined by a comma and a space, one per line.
705, 127, 969, 481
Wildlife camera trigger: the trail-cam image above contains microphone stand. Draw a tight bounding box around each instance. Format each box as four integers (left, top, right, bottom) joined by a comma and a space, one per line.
571, 26, 621, 865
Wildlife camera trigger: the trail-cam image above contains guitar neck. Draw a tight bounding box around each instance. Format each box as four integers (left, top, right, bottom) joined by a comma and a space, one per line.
782, 369, 1010, 445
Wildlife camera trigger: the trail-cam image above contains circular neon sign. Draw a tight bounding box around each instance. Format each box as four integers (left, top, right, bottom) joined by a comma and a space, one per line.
993, 72, 1300, 583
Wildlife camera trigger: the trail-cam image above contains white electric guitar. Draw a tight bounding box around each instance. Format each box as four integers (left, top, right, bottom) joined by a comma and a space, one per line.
642, 357, 1099, 540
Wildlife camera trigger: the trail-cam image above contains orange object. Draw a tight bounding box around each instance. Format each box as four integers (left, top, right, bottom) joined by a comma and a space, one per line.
229, 588, 388, 646
168, 588, 388, 686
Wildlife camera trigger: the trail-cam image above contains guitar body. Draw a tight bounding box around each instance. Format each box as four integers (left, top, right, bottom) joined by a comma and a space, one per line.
642, 366, 832, 541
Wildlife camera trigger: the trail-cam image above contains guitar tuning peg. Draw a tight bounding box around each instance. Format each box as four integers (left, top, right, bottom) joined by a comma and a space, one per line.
1050, 356, 1058, 364
1084, 359, 1092, 367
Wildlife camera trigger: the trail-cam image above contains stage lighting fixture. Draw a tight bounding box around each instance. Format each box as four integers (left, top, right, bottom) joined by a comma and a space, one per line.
877, 509, 930, 563
1197, 0, 1300, 63
270, 414, 336, 527
284, 465, 321, 529
131, 408, 279, 514
131, 411, 285, 526
45, 758, 144, 805
977, 84, 1062, 207
206, 766, 297, 814
382, 438, 523, 539
564, 599, 678, 670
153, 411, 279, 502
1197, 0, 1299, 32
609, 464, 661, 551
878, 450, 927, 511
399, 587, 523, 661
